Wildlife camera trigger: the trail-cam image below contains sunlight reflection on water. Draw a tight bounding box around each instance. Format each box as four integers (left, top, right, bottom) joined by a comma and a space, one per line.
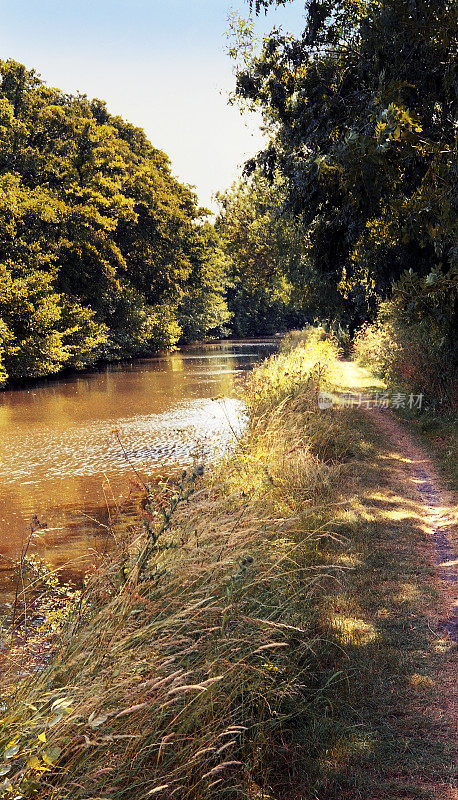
0, 339, 277, 580
2, 398, 246, 484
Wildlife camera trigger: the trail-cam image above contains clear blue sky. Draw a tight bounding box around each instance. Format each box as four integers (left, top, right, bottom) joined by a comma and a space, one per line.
0, 0, 305, 210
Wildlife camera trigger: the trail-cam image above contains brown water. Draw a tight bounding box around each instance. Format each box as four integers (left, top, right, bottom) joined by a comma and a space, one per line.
0, 340, 277, 588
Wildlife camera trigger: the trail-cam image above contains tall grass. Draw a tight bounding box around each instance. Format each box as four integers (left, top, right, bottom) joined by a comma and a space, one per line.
0, 331, 351, 800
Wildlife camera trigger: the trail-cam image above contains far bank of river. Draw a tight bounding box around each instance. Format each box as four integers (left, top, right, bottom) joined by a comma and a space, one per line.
0, 339, 278, 596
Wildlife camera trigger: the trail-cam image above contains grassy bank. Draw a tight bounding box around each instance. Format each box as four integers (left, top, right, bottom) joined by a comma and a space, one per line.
0, 329, 455, 799
392, 410, 458, 490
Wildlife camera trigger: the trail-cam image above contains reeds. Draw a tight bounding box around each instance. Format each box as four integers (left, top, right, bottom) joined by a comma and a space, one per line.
0, 331, 350, 800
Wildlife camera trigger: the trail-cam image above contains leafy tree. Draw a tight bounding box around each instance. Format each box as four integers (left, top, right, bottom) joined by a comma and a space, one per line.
0, 60, 229, 384
0, 261, 108, 380
0, 171, 108, 380
177, 222, 232, 342
216, 174, 315, 335
234, 0, 457, 326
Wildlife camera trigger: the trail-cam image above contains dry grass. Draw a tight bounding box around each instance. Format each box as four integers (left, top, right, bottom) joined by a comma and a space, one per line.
0, 332, 455, 800
0, 332, 350, 799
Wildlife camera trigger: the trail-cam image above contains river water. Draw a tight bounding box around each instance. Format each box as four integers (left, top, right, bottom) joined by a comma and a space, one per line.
0, 340, 277, 588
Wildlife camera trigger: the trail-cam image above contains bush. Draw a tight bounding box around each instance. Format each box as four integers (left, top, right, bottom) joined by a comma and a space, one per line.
354, 268, 458, 411
249, 326, 340, 416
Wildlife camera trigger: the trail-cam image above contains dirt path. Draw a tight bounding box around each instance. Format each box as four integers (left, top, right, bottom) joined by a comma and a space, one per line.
371, 408, 457, 642
334, 362, 457, 798
336, 361, 457, 641
366, 406, 458, 800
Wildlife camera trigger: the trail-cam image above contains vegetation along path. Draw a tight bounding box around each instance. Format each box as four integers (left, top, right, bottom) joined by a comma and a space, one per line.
334, 361, 457, 798
1, 345, 456, 800
339, 362, 457, 643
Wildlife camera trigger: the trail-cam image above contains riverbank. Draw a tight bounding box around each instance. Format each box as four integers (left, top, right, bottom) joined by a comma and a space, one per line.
1, 330, 456, 800
0, 337, 280, 392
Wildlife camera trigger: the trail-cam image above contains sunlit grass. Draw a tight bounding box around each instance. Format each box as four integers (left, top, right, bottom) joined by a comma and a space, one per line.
0, 332, 455, 800
0, 331, 351, 800
333, 360, 386, 392
330, 615, 379, 645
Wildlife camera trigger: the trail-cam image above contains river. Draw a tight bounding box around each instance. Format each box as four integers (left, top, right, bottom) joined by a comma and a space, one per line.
0, 340, 277, 594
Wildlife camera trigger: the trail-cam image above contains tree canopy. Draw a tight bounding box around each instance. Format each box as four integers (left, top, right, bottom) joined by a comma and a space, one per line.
0, 60, 230, 384
1, 0, 457, 386
233, 0, 457, 326
216, 173, 332, 335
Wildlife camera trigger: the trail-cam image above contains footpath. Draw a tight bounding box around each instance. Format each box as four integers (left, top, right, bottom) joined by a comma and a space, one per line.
331, 361, 457, 799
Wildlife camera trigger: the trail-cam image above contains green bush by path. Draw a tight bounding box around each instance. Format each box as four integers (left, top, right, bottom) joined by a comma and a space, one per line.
354, 268, 458, 412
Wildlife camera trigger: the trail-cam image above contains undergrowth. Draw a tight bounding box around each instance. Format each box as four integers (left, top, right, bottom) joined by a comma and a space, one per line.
0, 329, 350, 799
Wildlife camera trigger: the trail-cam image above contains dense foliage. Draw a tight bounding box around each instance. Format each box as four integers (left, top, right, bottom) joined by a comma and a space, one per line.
216, 175, 312, 335
1, 0, 456, 394
0, 60, 230, 385
233, 0, 457, 329
354, 266, 458, 409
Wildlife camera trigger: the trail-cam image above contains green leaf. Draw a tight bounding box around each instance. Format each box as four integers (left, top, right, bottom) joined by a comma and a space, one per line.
42, 747, 61, 765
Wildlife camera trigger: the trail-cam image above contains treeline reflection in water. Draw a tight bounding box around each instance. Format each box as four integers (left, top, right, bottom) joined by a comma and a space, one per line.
0, 340, 277, 597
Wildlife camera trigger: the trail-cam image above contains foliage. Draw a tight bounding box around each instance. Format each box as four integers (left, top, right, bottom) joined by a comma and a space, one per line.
176, 223, 232, 342
282, 321, 351, 356
216, 174, 316, 335
0, 60, 229, 385
248, 324, 339, 413
354, 267, 458, 410
0, 318, 10, 383
99, 284, 181, 360
0, 555, 81, 702
233, 0, 457, 326
2, 555, 80, 638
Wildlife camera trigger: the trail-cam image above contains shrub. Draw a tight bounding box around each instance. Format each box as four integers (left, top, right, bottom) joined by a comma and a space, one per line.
354, 268, 458, 411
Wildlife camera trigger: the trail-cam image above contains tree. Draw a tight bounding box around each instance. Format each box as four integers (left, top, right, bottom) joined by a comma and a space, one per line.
216, 173, 334, 335
0, 172, 108, 380
233, 0, 457, 326
177, 222, 232, 342
0, 60, 229, 384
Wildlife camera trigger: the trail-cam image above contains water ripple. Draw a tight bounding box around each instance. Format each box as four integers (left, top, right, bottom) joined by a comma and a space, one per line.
1, 398, 246, 486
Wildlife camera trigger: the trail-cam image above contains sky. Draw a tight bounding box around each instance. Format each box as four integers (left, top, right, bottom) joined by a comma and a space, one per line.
0, 0, 305, 210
